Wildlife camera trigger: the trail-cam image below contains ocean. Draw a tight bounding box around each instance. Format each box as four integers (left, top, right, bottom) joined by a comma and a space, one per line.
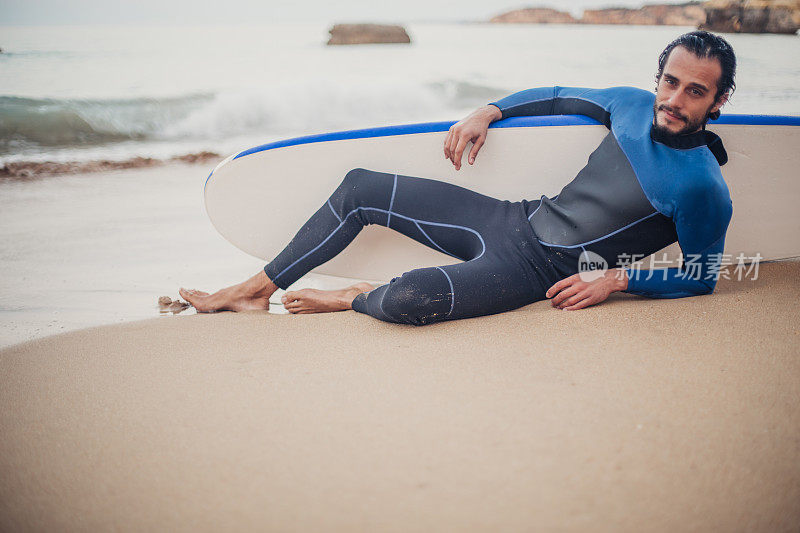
2, 22, 799, 165
0, 22, 798, 347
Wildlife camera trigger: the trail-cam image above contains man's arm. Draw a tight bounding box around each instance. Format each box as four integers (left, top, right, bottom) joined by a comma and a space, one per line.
624, 231, 728, 299
625, 176, 733, 298
545, 234, 728, 309
549, 181, 733, 308
489, 86, 613, 125
547, 202, 732, 309
444, 86, 645, 170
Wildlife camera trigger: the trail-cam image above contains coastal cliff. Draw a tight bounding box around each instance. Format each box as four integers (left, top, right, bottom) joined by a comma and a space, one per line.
490, 3, 706, 26
701, 0, 799, 33
582, 2, 707, 25
489, 1, 799, 33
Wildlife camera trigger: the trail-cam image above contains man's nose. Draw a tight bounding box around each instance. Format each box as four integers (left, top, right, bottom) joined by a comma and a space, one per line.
666, 89, 685, 109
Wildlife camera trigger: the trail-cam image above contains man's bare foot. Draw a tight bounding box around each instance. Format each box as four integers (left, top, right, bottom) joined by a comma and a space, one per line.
179, 270, 278, 313
281, 282, 374, 314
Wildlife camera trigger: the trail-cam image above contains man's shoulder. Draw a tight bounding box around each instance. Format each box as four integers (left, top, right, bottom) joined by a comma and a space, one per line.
578, 87, 654, 124
604, 86, 652, 96
603, 86, 654, 107
564, 86, 652, 103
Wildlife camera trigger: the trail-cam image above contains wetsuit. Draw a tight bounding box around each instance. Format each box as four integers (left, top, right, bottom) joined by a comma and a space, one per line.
263, 86, 732, 326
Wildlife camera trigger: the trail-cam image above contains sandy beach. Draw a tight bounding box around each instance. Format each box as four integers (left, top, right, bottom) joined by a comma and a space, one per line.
1, 258, 798, 531
0, 161, 369, 348
2, 19, 799, 531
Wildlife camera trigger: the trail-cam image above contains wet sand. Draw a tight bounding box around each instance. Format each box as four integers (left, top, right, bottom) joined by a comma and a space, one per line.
1, 259, 798, 532
0, 152, 222, 180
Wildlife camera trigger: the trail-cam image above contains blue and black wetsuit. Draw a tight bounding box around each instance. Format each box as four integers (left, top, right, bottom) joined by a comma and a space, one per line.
263, 86, 733, 325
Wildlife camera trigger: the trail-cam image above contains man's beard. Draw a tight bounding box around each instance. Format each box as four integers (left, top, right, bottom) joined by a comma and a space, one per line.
652, 102, 712, 136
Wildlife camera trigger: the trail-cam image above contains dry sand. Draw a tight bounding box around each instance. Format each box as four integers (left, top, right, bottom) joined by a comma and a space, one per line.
1, 260, 799, 532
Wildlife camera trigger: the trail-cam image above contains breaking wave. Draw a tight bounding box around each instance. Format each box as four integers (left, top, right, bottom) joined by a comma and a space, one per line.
0, 79, 508, 159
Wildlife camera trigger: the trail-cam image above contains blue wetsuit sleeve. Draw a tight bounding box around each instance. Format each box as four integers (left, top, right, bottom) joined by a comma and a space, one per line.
488, 86, 646, 127
624, 184, 733, 298
624, 233, 727, 298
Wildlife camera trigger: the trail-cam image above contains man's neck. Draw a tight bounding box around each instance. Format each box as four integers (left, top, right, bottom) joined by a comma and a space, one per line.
650, 122, 728, 165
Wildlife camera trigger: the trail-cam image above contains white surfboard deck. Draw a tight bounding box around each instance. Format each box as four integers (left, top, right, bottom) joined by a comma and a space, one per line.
205, 115, 800, 281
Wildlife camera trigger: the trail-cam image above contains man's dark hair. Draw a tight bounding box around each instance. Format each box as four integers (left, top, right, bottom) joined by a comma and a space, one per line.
655, 31, 737, 120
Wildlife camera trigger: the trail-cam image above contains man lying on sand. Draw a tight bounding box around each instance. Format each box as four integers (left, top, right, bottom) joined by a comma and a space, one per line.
180, 30, 736, 326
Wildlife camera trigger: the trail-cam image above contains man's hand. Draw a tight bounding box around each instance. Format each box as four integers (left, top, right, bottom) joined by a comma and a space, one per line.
546, 268, 629, 311
444, 105, 502, 170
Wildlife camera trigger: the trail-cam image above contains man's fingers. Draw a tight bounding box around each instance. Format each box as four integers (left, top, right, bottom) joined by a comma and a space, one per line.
546, 280, 567, 299
468, 135, 485, 165
564, 295, 595, 311
546, 274, 578, 299
556, 291, 588, 309
453, 138, 468, 170
551, 285, 580, 307
446, 131, 457, 164
449, 134, 460, 165
443, 129, 453, 158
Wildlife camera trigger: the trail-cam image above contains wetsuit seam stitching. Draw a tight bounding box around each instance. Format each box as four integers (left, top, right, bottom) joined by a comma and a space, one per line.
327, 199, 342, 223
271, 206, 486, 283
376, 290, 396, 322
434, 266, 455, 317
611, 133, 669, 217
538, 211, 659, 249
527, 196, 546, 220
414, 221, 457, 258
387, 174, 397, 228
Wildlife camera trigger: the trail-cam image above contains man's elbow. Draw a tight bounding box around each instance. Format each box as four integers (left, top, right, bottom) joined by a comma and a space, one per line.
695, 278, 717, 296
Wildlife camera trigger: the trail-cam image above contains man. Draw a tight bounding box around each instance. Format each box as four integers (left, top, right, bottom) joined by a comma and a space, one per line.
180, 31, 736, 326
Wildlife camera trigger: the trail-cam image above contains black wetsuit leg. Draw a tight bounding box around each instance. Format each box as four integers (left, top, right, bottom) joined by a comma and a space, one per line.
263, 168, 560, 326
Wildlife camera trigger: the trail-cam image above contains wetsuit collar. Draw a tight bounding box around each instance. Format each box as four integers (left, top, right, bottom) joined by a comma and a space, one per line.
650, 124, 728, 166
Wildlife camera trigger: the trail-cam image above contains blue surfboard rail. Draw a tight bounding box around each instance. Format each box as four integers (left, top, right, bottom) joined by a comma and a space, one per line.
206, 114, 800, 186
230, 114, 800, 161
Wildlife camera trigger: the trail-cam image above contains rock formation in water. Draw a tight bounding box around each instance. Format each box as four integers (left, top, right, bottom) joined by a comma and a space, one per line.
489, 8, 577, 24
327, 24, 411, 45
700, 0, 799, 33
581, 2, 707, 26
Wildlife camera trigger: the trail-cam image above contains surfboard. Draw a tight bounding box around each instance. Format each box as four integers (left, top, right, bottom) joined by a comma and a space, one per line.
204, 115, 800, 281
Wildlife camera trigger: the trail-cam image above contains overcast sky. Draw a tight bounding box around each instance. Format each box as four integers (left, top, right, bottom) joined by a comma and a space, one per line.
0, 0, 694, 25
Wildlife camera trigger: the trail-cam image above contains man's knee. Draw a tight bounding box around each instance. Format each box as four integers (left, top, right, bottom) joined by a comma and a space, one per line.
342, 167, 385, 196
379, 270, 453, 326
332, 168, 392, 222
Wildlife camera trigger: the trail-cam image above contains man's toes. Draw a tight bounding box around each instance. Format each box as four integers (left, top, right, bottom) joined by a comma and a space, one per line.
281, 291, 299, 304
179, 288, 210, 309
181, 288, 209, 295
286, 304, 306, 314
283, 299, 301, 309
283, 289, 319, 304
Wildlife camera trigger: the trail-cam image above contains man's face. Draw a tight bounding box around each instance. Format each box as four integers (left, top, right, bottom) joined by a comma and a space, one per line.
653, 46, 727, 135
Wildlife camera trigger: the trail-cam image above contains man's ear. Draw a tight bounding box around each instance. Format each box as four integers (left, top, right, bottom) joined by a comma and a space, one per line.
711, 92, 729, 114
